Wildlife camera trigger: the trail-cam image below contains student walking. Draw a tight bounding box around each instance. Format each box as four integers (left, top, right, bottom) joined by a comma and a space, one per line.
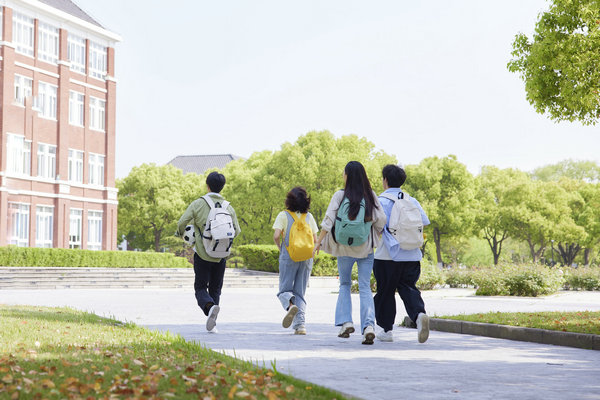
273, 187, 319, 335
177, 172, 241, 333
314, 161, 386, 345
373, 164, 430, 343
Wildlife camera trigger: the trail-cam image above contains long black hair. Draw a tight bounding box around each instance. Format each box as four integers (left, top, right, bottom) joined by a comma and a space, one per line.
343, 161, 377, 221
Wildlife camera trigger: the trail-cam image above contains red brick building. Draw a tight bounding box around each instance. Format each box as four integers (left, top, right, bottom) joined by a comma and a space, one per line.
0, 0, 120, 250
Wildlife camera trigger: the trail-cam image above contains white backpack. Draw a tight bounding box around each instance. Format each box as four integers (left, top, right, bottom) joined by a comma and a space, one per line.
201, 195, 236, 258
381, 191, 424, 250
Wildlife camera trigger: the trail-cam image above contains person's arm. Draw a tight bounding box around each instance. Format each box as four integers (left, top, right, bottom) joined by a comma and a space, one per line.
313, 229, 328, 256
176, 203, 195, 237
273, 229, 283, 250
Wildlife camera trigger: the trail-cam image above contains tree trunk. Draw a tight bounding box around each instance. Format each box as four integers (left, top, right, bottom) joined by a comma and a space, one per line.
154, 229, 162, 252
433, 227, 443, 269
484, 229, 506, 266
526, 236, 545, 263
584, 248, 591, 266
557, 243, 582, 266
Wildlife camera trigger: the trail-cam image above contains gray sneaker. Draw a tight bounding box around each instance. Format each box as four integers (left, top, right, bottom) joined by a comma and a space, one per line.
416, 313, 430, 343
282, 305, 299, 328
362, 325, 375, 345
338, 322, 355, 338
206, 305, 220, 331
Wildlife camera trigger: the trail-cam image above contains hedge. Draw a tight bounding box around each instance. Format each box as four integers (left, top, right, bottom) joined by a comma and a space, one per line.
471, 264, 564, 296
563, 267, 600, 291
0, 246, 191, 268
236, 244, 338, 276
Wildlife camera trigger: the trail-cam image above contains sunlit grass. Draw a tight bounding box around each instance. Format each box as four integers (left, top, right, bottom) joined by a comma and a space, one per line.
439, 311, 600, 335
0, 305, 345, 399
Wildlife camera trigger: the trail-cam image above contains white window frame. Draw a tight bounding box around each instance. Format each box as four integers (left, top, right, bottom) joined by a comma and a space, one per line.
88, 153, 105, 186
37, 21, 59, 64
12, 12, 34, 57
68, 34, 86, 75
35, 205, 54, 248
6, 134, 32, 176
87, 210, 103, 250
0, 8, 3, 41
69, 91, 85, 126
37, 142, 57, 179
89, 96, 106, 132
68, 149, 84, 183
14, 74, 33, 106
8, 203, 30, 247
89, 41, 107, 80
69, 209, 83, 249
35, 81, 58, 120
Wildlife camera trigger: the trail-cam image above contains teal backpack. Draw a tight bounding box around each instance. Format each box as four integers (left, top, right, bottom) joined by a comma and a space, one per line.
334, 197, 372, 246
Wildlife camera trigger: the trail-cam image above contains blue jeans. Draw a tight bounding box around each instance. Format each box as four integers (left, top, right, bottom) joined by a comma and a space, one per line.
335, 253, 375, 333
277, 251, 312, 329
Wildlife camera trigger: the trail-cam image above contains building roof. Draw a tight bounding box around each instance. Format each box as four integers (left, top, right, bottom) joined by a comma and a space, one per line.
167, 154, 242, 175
38, 0, 103, 27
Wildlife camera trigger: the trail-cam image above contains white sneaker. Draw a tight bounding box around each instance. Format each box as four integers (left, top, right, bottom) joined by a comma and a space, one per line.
338, 322, 355, 338
282, 305, 299, 328
294, 325, 307, 335
207, 326, 219, 334
206, 304, 220, 332
416, 313, 429, 343
362, 325, 375, 345
377, 330, 393, 342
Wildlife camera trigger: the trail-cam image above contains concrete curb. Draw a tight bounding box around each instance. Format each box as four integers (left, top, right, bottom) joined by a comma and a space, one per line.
429, 318, 600, 351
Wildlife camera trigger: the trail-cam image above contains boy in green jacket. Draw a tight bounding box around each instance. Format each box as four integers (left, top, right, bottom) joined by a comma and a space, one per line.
177, 172, 241, 333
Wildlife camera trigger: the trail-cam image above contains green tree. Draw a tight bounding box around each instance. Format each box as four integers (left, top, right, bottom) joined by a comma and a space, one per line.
532, 160, 600, 183
223, 131, 396, 245
475, 167, 531, 265
404, 155, 476, 267
117, 164, 190, 252
508, 0, 600, 124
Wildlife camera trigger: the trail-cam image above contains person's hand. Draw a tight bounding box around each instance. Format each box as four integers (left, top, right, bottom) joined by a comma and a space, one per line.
313, 242, 321, 256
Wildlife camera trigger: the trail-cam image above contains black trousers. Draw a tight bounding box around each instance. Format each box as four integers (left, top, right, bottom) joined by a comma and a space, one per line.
193, 252, 226, 316
373, 259, 426, 332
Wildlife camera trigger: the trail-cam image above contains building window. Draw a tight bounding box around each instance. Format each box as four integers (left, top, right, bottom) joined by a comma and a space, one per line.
6, 134, 31, 175
37, 22, 59, 64
89, 97, 106, 131
36, 206, 54, 248
68, 34, 86, 74
8, 203, 30, 247
14, 74, 33, 106
35, 82, 58, 120
12, 12, 34, 57
89, 42, 107, 79
88, 210, 103, 250
69, 91, 85, 126
69, 209, 82, 249
37, 143, 57, 179
89, 153, 105, 186
68, 149, 84, 183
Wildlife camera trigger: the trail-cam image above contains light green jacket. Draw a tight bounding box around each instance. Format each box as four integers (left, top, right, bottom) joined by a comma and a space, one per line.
176, 193, 241, 262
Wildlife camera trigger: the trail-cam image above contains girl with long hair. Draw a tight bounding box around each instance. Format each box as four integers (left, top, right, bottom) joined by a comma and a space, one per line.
314, 161, 386, 345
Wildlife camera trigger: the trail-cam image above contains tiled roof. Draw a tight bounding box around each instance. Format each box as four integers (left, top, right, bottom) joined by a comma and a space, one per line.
38, 0, 103, 28
167, 154, 242, 175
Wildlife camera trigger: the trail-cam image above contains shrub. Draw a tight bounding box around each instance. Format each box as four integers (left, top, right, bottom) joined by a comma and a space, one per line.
237, 244, 338, 276
444, 268, 477, 288
0, 246, 191, 268
417, 263, 445, 290
472, 264, 564, 297
563, 267, 600, 291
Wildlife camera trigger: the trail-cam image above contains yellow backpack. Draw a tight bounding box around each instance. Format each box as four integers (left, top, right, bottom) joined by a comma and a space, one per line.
285, 212, 315, 262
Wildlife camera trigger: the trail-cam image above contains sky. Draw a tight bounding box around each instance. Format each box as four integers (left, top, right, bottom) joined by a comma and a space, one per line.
74, 0, 600, 178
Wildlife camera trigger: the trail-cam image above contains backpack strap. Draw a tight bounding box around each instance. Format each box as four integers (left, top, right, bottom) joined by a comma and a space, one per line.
202, 195, 229, 209
381, 191, 407, 202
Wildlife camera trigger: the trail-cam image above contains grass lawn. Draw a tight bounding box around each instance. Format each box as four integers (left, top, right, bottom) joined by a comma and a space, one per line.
0, 305, 346, 400
439, 311, 600, 335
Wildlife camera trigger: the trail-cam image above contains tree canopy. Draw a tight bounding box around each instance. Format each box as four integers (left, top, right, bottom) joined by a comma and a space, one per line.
508, 0, 600, 125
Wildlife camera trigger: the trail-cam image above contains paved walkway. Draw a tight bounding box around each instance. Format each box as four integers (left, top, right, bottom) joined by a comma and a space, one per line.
1, 287, 600, 399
